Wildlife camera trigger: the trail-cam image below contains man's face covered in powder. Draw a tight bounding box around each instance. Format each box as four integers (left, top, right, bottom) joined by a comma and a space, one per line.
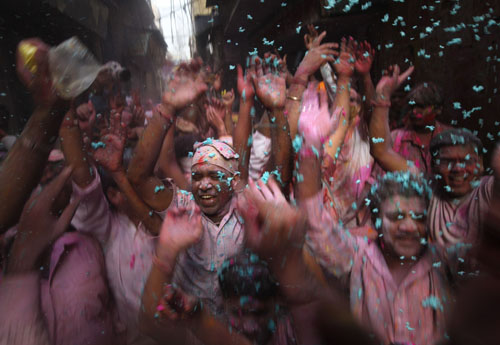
380, 195, 427, 258
191, 163, 234, 221
433, 145, 483, 197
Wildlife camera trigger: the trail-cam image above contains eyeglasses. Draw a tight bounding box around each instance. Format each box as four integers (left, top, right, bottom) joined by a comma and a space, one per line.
434, 157, 478, 169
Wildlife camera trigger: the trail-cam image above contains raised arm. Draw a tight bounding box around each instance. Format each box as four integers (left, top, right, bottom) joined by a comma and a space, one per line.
92, 111, 163, 235
2, 167, 79, 345
287, 31, 339, 140
0, 39, 68, 233
252, 55, 292, 190
354, 40, 376, 117
239, 178, 376, 345
139, 205, 203, 343
155, 124, 190, 191
127, 59, 208, 211
296, 85, 359, 276
324, 37, 355, 163
232, 63, 256, 183
59, 106, 94, 187
369, 65, 414, 172
221, 89, 235, 136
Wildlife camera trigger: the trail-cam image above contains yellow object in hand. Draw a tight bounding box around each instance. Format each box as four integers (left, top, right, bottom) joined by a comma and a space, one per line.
18, 41, 38, 75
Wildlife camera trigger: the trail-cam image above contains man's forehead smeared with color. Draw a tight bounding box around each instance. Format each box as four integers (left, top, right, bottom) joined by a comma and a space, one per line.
191, 138, 239, 174
190, 138, 239, 221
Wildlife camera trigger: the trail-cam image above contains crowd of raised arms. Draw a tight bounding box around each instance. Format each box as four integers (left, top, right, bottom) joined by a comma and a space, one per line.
1, 27, 500, 345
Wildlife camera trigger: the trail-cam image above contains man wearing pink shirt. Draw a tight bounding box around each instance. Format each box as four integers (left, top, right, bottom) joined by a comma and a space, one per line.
296, 83, 472, 345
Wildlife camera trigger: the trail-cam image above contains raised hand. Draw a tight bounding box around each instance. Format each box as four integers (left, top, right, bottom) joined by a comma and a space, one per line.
76, 100, 96, 135
8, 166, 80, 273
16, 38, 59, 107
93, 133, 125, 173
208, 98, 226, 121
121, 108, 134, 127
237, 178, 306, 261
251, 56, 286, 109
354, 40, 375, 76
298, 83, 342, 149
156, 284, 199, 321
92, 111, 127, 173
205, 100, 227, 136
375, 64, 414, 100
162, 58, 208, 111
295, 31, 339, 82
237, 63, 255, 102
156, 206, 203, 264
333, 37, 355, 78
221, 89, 235, 109
304, 24, 320, 50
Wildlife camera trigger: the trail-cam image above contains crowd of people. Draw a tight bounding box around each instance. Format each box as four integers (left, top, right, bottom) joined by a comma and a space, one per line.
0, 27, 499, 345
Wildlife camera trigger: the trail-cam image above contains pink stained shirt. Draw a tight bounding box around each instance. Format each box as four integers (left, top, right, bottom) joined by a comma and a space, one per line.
70, 171, 157, 345
429, 175, 493, 247
391, 121, 450, 174
0, 273, 51, 345
166, 189, 245, 317
303, 191, 457, 345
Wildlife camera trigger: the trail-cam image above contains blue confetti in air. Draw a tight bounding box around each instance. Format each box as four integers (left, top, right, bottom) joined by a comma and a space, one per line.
447, 38, 462, 46
472, 85, 484, 93
296, 22, 302, 34
361, 2, 372, 10
462, 106, 481, 119
91, 141, 106, 149
262, 38, 274, 46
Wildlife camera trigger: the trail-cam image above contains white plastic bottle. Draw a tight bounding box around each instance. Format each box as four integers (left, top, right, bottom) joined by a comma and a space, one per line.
48, 37, 102, 99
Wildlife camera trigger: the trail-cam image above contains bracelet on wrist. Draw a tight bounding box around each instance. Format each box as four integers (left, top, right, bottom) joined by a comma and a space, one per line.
286, 95, 301, 101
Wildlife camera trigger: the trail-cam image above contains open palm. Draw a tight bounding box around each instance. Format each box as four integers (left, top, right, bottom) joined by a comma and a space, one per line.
298, 83, 340, 148
159, 206, 203, 255
162, 59, 208, 110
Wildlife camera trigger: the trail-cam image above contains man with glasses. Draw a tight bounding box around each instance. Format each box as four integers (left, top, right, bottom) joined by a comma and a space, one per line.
428, 128, 497, 247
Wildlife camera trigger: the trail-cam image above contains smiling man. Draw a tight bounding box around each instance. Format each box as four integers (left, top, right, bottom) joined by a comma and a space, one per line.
303, 170, 460, 345
169, 138, 244, 315
190, 139, 239, 223
428, 128, 496, 247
